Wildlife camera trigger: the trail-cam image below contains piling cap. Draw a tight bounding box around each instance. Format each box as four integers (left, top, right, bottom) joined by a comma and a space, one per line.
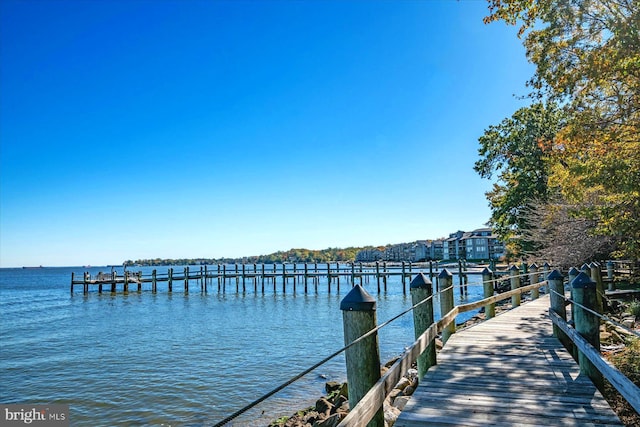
606, 260, 614, 267
410, 273, 432, 289
580, 263, 590, 271
509, 264, 520, 272
481, 267, 493, 275
438, 268, 453, 279
571, 272, 596, 289
340, 285, 376, 311
589, 261, 598, 268
547, 270, 563, 280
543, 262, 551, 268
529, 263, 538, 269
568, 267, 580, 276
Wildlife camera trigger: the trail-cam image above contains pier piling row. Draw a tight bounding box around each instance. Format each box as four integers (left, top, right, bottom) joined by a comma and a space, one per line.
70, 262, 495, 295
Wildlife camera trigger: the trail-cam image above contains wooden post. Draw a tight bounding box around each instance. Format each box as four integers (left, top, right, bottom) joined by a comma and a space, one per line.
168, 268, 173, 292
203, 266, 208, 293
439, 269, 455, 344
481, 267, 495, 319
606, 260, 615, 291
571, 272, 604, 390
184, 267, 189, 292
548, 270, 572, 353
410, 273, 436, 380
375, 261, 380, 292
529, 263, 539, 300
351, 262, 356, 286
457, 259, 464, 297
70, 272, 75, 294
383, 262, 387, 292
543, 262, 551, 280
509, 265, 521, 307
111, 271, 117, 293
401, 261, 407, 292
340, 285, 384, 427
261, 264, 266, 292
429, 260, 433, 281
542, 261, 551, 293
304, 263, 308, 293
235, 263, 239, 292
242, 263, 246, 292
123, 271, 128, 293
589, 262, 605, 313
222, 264, 227, 292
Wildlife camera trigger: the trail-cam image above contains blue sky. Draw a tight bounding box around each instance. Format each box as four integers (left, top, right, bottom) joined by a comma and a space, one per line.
0, 0, 533, 267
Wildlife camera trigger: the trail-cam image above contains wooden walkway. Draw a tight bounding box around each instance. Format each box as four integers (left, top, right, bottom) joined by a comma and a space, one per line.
396, 295, 623, 426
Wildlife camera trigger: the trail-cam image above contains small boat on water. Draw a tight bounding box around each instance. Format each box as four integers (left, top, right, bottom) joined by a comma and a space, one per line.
22, 266, 44, 269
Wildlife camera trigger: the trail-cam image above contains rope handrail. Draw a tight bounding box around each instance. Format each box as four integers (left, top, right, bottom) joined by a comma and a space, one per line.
212, 284, 454, 426
549, 288, 640, 338
479, 270, 546, 285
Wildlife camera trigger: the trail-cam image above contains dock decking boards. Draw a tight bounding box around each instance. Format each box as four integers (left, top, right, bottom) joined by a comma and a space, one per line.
395, 295, 624, 427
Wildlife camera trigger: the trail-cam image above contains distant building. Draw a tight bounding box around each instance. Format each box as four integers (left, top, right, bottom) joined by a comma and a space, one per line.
355, 228, 504, 262
355, 248, 384, 262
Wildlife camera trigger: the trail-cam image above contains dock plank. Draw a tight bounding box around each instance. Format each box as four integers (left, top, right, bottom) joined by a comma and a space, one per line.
395, 295, 623, 427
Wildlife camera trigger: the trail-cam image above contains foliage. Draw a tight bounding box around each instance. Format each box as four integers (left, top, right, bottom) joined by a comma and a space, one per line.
123, 246, 365, 266
481, 0, 640, 260
630, 300, 640, 318
604, 339, 640, 425
474, 102, 565, 256
518, 194, 616, 267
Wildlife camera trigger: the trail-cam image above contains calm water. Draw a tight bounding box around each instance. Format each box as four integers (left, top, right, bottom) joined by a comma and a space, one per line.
0, 265, 484, 426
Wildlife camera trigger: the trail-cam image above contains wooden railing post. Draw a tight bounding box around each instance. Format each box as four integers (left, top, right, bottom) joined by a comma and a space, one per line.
571, 272, 604, 390
340, 285, 384, 427
543, 262, 551, 279
481, 267, 495, 319
410, 273, 436, 379
548, 270, 572, 353
589, 262, 605, 313
529, 263, 539, 300
509, 265, 521, 308
439, 269, 455, 344
606, 260, 615, 291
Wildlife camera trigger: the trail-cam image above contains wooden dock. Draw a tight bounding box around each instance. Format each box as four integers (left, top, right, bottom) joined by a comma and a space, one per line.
395, 295, 623, 426
70, 262, 511, 295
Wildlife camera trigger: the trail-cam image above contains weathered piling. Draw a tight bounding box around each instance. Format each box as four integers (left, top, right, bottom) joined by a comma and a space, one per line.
589, 262, 605, 313
340, 285, 384, 427
509, 265, 521, 308
410, 273, 436, 379
548, 270, 572, 353
606, 260, 615, 291
439, 269, 455, 344
571, 272, 604, 390
482, 267, 495, 319
529, 263, 539, 300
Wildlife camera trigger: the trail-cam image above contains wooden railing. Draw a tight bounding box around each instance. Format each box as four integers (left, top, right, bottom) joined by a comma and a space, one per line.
339, 265, 640, 427
338, 278, 549, 426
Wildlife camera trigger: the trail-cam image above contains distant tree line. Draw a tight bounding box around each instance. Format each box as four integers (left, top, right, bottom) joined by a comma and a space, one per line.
123, 246, 371, 267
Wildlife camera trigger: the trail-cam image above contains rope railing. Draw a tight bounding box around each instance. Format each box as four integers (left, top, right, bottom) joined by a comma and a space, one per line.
549, 288, 640, 338
211, 283, 453, 426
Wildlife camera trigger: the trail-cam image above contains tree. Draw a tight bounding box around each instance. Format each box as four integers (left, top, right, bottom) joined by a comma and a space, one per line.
483, 0, 640, 260
474, 103, 565, 256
